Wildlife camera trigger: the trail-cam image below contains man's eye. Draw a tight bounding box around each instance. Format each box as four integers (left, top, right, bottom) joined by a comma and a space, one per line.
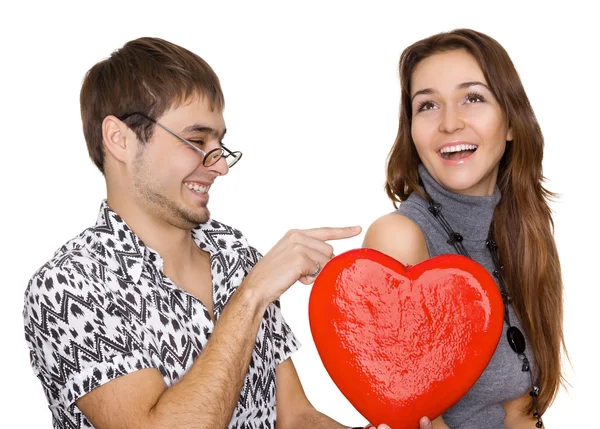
188, 140, 204, 146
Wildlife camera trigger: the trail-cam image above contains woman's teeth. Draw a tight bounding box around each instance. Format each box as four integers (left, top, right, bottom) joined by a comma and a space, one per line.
440, 144, 478, 154
185, 183, 210, 193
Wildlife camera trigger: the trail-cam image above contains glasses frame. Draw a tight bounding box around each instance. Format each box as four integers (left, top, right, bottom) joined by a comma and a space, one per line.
118, 112, 242, 168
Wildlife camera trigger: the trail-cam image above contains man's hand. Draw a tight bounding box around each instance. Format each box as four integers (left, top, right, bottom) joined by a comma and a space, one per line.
242, 226, 362, 305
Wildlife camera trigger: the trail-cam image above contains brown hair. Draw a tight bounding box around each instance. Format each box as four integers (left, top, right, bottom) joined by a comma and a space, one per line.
386, 29, 566, 414
80, 37, 225, 174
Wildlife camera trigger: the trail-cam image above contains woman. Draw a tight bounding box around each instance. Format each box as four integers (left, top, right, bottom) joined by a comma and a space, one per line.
363, 29, 565, 428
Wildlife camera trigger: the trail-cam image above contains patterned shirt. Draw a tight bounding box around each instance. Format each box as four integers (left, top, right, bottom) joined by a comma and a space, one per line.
23, 201, 300, 429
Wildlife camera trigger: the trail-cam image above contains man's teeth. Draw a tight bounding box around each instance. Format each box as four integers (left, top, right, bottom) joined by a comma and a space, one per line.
440, 144, 478, 154
185, 183, 210, 193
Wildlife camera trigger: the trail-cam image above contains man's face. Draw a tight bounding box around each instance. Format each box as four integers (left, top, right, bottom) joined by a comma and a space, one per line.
131, 96, 229, 229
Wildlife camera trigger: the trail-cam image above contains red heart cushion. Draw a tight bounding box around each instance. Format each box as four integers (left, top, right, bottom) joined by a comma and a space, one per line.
309, 248, 503, 429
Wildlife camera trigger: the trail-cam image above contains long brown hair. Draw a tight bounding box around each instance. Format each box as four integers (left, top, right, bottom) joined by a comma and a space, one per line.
385, 29, 566, 414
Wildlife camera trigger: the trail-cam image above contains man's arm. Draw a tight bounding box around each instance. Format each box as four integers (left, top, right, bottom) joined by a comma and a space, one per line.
275, 358, 349, 429
75, 226, 360, 429
275, 359, 435, 429
76, 285, 267, 429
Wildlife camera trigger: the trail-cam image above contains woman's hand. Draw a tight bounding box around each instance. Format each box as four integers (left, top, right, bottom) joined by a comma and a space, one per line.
365, 416, 434, 429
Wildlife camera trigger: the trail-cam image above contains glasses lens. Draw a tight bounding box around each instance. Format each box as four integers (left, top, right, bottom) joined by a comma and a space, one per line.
203, 148, 224, 167
226, 151, 242, 167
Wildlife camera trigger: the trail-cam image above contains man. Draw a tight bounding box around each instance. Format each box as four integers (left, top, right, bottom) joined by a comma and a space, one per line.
23, 37, 432, 429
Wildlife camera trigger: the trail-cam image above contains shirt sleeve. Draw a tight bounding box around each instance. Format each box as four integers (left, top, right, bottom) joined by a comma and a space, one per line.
268, 299, 301, 365
241, 245, 301, 365
23, 258, 155, 411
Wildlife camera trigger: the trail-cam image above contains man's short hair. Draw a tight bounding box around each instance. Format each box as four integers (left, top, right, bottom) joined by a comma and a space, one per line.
80, 37, 225, 174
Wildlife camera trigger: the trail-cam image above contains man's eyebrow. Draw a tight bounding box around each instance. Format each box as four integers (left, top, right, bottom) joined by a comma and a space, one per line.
411, 81, 491, 102
181, 124, 227, 139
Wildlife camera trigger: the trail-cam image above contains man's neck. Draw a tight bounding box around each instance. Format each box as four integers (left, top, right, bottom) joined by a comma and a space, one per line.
106, 194, 201, 272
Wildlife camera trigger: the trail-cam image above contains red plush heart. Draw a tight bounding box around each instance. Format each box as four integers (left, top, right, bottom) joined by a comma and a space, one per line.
309, 248, 503, 429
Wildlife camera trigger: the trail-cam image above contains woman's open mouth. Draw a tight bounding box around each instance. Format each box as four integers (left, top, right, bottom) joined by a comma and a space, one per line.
439, 143, 478, 162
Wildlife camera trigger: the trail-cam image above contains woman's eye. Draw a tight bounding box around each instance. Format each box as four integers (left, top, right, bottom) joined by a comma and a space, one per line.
188, 140, 204, 146
417, 101, 436, 112
465, 93, 485, 104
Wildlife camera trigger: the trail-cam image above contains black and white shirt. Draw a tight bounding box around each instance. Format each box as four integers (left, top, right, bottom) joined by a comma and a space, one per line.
23, 201, 300, 429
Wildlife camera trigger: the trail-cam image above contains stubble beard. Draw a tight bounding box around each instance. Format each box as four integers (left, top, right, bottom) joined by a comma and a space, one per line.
132, 151, 210, 228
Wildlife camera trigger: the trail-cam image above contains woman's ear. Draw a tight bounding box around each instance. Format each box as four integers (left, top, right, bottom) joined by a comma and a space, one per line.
506, 125, 513, 143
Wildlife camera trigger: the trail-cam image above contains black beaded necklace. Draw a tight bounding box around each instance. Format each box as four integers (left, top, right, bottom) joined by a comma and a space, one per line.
426, 198, 543, 428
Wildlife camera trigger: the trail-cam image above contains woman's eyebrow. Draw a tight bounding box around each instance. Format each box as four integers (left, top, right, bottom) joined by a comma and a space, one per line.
411, 81, 491, 102
457, 81, 490, 91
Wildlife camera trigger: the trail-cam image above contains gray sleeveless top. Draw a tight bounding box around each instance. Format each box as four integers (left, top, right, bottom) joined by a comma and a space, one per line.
393, 164, 537, 429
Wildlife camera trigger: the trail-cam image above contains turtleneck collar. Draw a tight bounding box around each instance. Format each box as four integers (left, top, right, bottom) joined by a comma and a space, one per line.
417, 164, 501, 241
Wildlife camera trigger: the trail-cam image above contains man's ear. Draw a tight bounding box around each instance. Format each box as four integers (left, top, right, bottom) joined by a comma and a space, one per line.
102, 115, 133, 164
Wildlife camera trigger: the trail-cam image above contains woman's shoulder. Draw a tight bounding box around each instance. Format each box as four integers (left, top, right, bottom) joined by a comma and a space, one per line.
363, 211, 430, 266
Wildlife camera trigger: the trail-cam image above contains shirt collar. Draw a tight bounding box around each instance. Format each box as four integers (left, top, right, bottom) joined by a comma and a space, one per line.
192, 219, 249, 255
92, 200, 249, 283
92, 201, 149, 283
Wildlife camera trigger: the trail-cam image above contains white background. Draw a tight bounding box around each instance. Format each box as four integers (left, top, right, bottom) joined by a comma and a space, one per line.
1, 1, 598, 427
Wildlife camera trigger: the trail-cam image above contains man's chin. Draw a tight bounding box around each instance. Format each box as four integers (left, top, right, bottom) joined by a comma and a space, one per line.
165, 202, 210, 229
193, 211, 210, 225
186, 206, 211, 225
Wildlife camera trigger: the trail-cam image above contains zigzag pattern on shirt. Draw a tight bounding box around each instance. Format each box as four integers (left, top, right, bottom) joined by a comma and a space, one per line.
94, 206, 124, 236
148, 335, 195, 371
200, 222, 244, 252
254, 327, 272, 364
167, 289, 197, 318
25, 289, 142, 384
239, 246, 262, 266
94, 206, 147, 279
238, 351, 277, 407
55, 407, 83, 429
39, 327, 141, 388
98, 241, 146, 282
25, 288, 97, 334
258, 367, 276, 403
235, 329, 277, 407
212, 252, 245, 283
148, 284, 197, 320
108, 293, 148, 324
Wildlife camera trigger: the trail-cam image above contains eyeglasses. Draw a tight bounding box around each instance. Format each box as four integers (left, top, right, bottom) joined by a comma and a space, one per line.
118, 112, 242, 168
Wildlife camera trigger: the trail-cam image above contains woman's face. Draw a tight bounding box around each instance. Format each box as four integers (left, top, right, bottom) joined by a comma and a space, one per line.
410, 49, 512, 196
